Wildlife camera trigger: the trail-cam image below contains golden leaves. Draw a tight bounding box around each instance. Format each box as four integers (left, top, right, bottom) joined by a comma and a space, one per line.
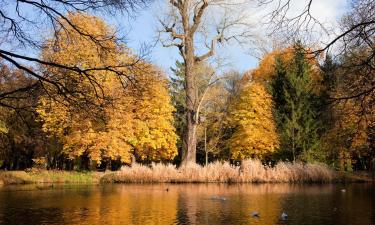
251, 46, 322, 92
132, 70, 178, 161
37, 13, 177, 164
228, 81, 279, 160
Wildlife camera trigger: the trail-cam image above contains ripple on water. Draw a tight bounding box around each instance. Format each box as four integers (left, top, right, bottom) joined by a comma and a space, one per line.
0, 183, 374, 225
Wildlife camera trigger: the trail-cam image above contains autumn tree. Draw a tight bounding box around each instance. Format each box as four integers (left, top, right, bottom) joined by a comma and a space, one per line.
315, 1, 374, 170
0, 121, 6, 134
159, 0, 254, 165
266, 0, 374, 101
227, 79, 279, 161
37, 13, 177, 168
215, 70, 245, 161
0, 0, 150, 109
321, 51, 374, 171
197, 82, 232, 165
0, 64, 46, 170
198, 70, 252, 164
249, 42, 325, 162
132, 70, 178, 163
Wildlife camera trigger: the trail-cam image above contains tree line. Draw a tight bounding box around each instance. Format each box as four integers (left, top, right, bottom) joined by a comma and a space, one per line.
170, 41, 373, 171
0, 0, 373, 171
1, 13, 178, 170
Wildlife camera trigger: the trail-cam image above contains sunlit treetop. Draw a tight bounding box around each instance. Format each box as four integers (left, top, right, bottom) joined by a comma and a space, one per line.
251, 44, 323, 93
228, 81, 279, 160
37, 13, 177, 164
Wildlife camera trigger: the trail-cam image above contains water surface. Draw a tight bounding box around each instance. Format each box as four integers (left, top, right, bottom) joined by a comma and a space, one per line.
0, 183, 374, 225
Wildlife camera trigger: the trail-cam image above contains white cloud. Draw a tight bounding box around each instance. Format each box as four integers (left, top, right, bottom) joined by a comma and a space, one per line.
127, 0, 351, 73
310, 0, 348, 23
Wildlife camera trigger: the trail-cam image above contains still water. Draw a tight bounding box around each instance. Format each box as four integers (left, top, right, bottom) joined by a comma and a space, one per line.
0, 183, 374, 225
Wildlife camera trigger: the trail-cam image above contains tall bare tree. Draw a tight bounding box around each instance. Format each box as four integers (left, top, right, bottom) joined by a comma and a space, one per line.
159, 0, 253, 165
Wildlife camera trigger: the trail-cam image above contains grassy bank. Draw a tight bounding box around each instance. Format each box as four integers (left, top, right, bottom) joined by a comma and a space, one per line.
0, 170, 103, 185
102, 160, 337, 183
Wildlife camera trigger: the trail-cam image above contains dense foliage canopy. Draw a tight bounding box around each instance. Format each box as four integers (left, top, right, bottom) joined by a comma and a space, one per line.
0, 1, 373, 172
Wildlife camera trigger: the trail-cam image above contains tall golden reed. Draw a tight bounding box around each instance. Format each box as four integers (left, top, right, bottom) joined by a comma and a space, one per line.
102, 160, 335, 183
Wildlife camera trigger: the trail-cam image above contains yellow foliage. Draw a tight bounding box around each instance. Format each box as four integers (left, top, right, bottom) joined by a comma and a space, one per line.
251, 46, 322, 92
228, 81, 279, 160
132, 70, 178, 161
251, 49, 285, 81
37, 13, 177, 164
0, 120, 7, 133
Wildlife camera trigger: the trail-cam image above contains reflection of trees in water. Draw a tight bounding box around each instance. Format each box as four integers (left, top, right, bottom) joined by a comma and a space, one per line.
55, 185, 178, 224
174, 184, 284, 225
176, 191, 196, 224
110, 185, 178, 225
278, 184, 375, 225
332, 184, 375, 225
0, 184, 374, 225
0, 187, 67, 224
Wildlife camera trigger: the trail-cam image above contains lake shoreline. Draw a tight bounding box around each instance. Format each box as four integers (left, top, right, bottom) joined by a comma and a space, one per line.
0, 170, 102, 186
1, 162, 373, 186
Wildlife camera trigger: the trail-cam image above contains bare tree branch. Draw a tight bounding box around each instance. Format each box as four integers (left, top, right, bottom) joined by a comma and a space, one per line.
0, 0, 151, 109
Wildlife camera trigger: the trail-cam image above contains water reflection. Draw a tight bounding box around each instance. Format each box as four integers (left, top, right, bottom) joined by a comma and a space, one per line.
0, 183, 374, 225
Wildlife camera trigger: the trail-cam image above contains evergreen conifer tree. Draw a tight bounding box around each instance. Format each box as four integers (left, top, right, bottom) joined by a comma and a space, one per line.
272, 43, 322, 162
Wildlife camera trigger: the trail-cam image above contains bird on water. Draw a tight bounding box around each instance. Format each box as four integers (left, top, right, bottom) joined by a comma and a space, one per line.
281, 212, 288, 220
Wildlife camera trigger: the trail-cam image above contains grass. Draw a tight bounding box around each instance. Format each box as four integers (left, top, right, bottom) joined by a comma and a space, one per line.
0, 171, 33, 185
101, 160, 337, 184
0, 170, 103, 185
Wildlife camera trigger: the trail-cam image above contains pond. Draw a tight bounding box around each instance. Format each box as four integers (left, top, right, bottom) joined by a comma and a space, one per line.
0, 183, 374, 225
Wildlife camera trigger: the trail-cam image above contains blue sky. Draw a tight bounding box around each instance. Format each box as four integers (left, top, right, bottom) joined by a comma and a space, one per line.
119, 0, 349, 76
115, 1, 267, 75
3, 0, 349, 76
122, 5, 257, 75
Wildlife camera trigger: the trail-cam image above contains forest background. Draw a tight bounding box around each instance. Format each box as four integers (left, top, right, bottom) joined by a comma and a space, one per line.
0, 0, 373, 179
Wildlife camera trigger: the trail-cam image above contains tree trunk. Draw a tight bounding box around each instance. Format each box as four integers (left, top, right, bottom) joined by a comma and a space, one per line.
204, 126, 208, 166
131, 154, 136, 166
181, 36, 197, 166
371, 158, 375, 177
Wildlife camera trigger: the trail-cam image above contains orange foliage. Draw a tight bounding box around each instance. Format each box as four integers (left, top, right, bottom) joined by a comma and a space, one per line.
37, 13, 177, 164
251, 46, 322, 92
227, 81, 279, 160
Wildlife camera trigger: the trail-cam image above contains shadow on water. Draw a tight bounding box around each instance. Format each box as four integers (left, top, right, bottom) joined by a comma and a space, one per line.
0, 183, 374, 225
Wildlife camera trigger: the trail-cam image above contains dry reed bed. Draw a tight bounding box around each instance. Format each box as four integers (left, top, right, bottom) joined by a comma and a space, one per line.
101, 160, 335, 183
